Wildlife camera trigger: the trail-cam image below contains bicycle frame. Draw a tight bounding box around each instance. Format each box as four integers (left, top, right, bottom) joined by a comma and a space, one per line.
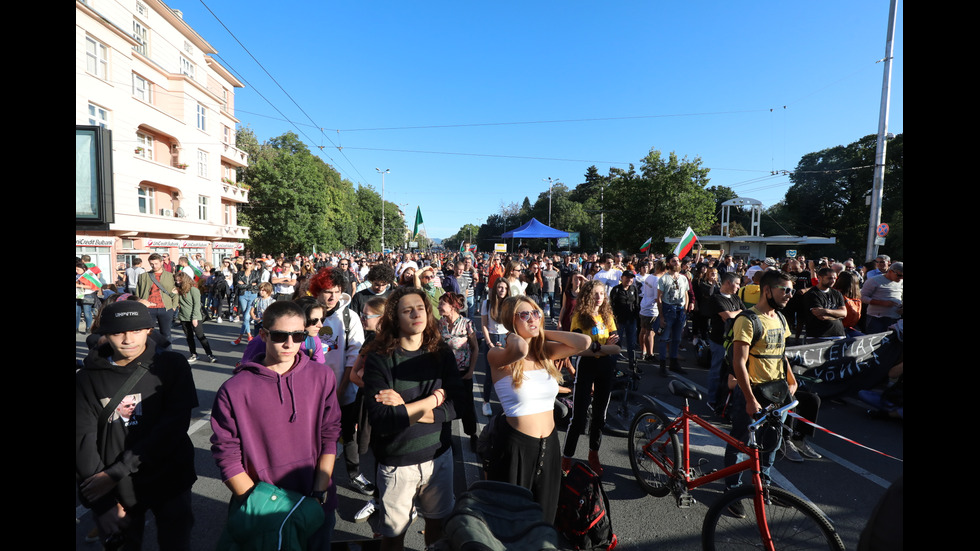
640, 398, 800, 551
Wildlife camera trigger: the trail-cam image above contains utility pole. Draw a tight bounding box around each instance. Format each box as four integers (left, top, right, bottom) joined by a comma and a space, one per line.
865, 0, 898, 262
376, 168, 390, 253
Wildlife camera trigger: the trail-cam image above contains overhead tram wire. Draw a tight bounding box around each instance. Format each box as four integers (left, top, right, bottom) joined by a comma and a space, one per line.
199, 0, 371, 186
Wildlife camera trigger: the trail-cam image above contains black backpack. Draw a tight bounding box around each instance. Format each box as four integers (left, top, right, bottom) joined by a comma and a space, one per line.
722, 309, 789, 368
555, 462, 617, 550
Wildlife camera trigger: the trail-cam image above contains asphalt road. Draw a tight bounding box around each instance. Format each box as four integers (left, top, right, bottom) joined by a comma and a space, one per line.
76, 312, 902, 550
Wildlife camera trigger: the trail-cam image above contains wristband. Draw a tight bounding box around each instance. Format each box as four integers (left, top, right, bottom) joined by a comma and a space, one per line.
591, 340, 602, 354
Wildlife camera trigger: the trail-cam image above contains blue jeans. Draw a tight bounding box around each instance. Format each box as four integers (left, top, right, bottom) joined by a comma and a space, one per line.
619, 317, 638, 360
482, 333, 507, 404
541, 291, 557, 317
725, 387, 786, 488
75, 299, 94, 332
238, 291, 257, 336
708, 341, 728, 406
466, 295, 475, 318
658, 303, 686, 360
866, 316, 898, 335
149, 308, 173, 351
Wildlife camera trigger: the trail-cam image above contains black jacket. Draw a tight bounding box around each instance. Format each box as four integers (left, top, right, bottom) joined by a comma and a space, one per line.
75, 344, 198, 514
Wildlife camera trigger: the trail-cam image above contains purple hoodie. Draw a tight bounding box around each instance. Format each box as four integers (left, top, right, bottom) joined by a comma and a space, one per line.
210, 350, 342, 510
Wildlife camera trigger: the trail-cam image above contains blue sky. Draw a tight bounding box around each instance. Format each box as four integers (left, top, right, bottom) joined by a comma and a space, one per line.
177, 0, 903, 240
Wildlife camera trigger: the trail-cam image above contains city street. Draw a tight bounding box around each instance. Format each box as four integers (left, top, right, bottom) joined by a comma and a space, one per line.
76, 315, 902, 550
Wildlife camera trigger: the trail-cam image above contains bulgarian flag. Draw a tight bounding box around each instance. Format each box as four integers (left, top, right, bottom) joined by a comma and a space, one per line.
189, 260, 204, 281
413, 207, 424, 238
459, 242, 467, 253
78, 269, 103, 291
673, 227, 698, 258
640, 237, 653, 252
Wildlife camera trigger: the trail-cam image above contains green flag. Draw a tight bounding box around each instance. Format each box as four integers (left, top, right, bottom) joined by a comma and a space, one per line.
413, 207, 424, 238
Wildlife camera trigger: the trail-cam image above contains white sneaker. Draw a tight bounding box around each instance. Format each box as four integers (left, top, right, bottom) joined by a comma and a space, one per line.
188, 354, 198, 363
482, 402, 493, 416
216, 317, 222, 324
410, 506, 418, 524
354, 499, 376, 523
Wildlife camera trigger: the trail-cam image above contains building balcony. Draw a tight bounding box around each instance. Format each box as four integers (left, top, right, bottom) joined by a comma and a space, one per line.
220, 181, 250, 203
220, 142, 249, 168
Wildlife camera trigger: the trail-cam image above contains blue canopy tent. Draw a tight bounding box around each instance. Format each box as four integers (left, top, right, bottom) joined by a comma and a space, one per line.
501, 218, 569, 239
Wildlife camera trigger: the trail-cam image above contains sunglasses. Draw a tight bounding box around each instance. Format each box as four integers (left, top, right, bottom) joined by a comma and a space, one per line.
773, 285, 796, 296
306, 317, 324, 326
515, 310, 542, 322
266, 330, 307, 343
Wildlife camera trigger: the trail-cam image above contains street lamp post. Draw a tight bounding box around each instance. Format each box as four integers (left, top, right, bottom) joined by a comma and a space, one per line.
376, 168, 390, 253
544, 177, 560, 252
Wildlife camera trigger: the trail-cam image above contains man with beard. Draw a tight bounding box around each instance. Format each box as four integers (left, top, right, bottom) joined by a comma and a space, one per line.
722, 270, 798, 517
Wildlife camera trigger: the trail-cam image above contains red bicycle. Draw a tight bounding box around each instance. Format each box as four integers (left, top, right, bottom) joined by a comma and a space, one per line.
628, 379, 844, 550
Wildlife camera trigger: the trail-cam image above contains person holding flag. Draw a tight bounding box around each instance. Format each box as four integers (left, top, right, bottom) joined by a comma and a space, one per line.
657, 253, 690, 376
673, 226, 699, 259
76, 260, 102, 332
639, 237, 653, 254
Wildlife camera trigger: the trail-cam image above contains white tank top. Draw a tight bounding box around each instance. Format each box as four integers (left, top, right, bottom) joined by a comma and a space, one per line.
494, 369, 559, 417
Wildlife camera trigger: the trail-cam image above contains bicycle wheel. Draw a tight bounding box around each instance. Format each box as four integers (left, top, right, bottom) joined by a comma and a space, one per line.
628, 409, 680, 498
602, 389, 659, 437
702, 485, 845, 551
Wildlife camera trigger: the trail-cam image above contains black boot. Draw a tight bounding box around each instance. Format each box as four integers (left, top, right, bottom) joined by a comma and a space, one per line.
670, 357, 687, 374
660, 359, 668, 377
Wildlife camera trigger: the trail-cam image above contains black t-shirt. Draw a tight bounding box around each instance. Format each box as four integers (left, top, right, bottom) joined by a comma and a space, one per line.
803, 287, 845, 337
709, 293, 745, 344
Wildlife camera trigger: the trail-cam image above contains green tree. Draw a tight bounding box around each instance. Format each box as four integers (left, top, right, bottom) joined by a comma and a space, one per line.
353, 185, 407, 251
239, 132, 330, 254
604, 150, 714, 254
443, 223, 481, 252
776, 133, 903, 260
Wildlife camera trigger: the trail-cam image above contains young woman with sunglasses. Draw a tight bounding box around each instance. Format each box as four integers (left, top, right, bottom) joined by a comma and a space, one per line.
561, 280, 622, 476
485, 296, 590, 523
232, 258, 262, 345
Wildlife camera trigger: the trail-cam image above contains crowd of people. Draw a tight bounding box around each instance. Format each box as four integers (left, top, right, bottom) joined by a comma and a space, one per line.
76, 243, 903, 550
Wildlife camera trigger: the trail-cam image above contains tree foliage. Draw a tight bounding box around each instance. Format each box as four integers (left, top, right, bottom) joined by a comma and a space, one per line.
767, 133, 903, 260
603, 150, 714, 254
237, 130, 407, 254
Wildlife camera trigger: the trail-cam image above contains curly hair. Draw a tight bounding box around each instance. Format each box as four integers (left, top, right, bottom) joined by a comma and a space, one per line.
364, 286, 443, 356
366, 263, 395, 286
499, 296, 561, 388
574, 280, 615, 330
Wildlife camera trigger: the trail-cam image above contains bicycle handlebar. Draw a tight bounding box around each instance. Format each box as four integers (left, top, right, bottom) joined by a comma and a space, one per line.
748, 399, 799, 431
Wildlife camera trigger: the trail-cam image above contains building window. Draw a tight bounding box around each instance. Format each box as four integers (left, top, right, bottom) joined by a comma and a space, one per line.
196, 104, 207, 131
224, 203, 233, 225
136, 132, 154, 160
138, 186, 155, 214
180, 56, 195, 79
222, 125, 231, 144
136, 2, 148, 17
132, 20, 149, 56
88, 103, 109, 128
197, 150, 208, 178
221, 88, 229, 112
85, 37, 108, 80
133, 73, 153, 103
198, 195, 209, 221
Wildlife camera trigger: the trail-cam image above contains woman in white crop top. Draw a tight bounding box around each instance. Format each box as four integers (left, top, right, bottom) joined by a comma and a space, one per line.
486, 295, 590, 523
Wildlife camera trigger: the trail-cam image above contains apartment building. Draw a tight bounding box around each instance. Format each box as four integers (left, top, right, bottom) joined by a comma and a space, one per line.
76, 0, 249, 281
